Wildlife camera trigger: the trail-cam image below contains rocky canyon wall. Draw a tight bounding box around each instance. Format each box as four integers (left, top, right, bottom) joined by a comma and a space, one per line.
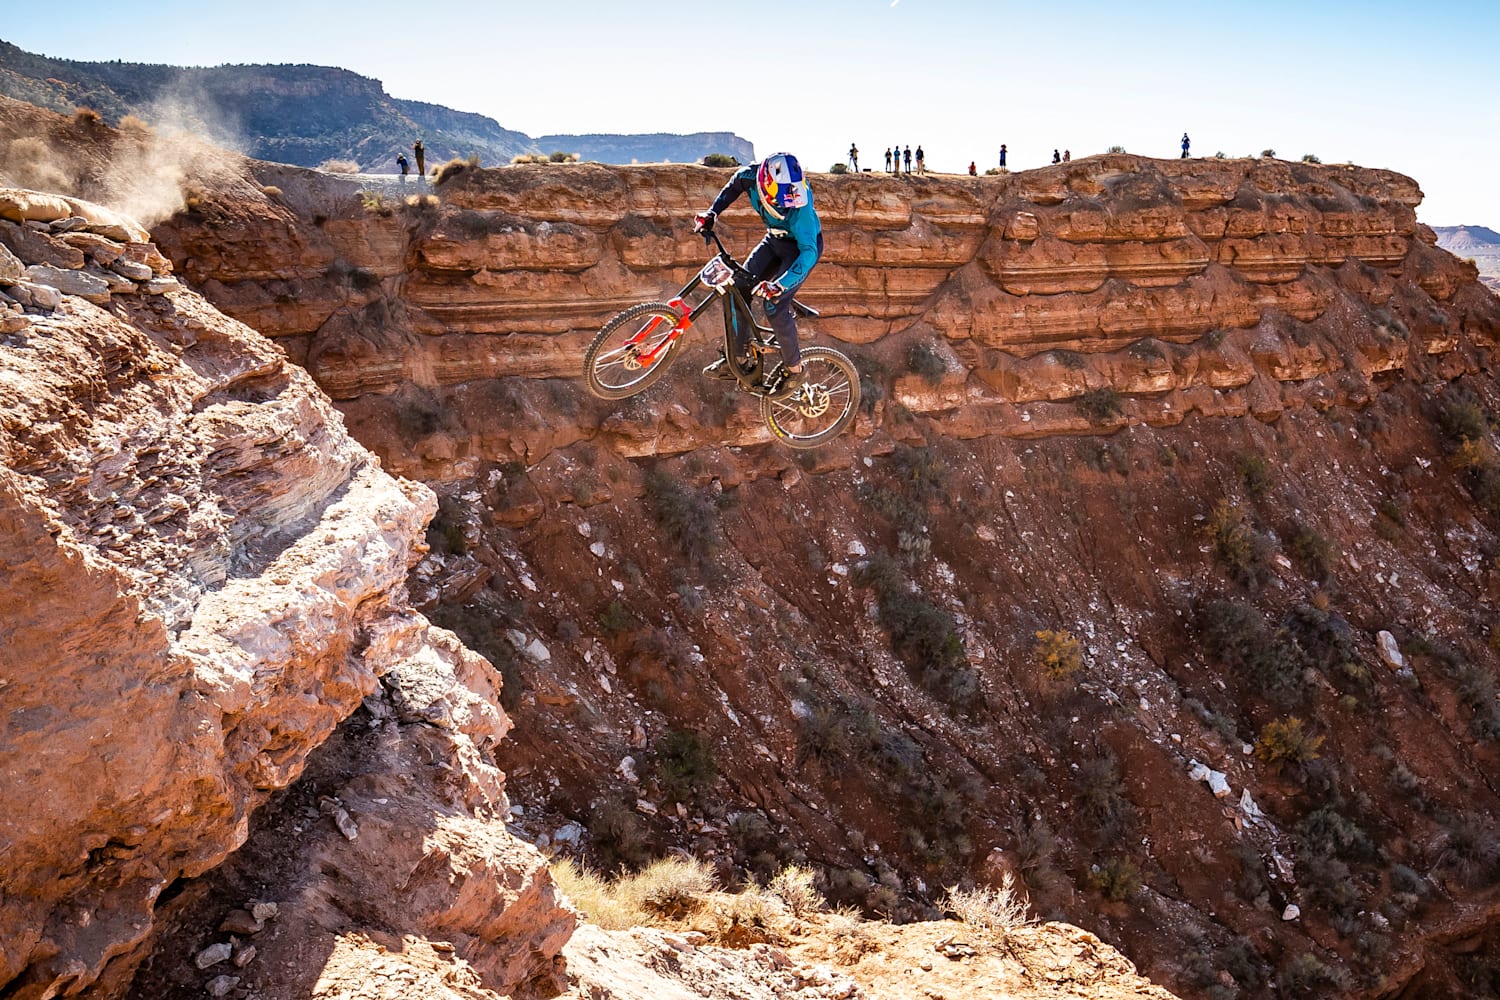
142, 148, 1500, 999
0, 187, 573, 999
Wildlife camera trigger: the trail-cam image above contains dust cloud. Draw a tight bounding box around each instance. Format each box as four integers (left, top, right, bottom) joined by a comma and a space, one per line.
0, 78, 248, 229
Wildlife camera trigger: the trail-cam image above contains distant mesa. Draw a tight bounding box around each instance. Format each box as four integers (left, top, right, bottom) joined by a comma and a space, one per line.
1434, 225, 1500, 292
0, 38, 752, 171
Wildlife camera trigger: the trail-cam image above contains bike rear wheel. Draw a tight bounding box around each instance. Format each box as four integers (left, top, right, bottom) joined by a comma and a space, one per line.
583, 301, 687, 399
761, 346, 861, 449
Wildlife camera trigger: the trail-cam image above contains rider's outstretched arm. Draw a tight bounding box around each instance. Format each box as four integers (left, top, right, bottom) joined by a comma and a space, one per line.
706, 165, 757, 218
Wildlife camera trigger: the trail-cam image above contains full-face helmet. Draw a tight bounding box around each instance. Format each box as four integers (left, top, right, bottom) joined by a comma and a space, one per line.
756, 152, 808, 214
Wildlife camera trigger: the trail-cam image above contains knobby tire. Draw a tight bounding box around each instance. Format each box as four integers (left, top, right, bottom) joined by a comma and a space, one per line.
583, 301, 686, 400
761, 346, 861, 449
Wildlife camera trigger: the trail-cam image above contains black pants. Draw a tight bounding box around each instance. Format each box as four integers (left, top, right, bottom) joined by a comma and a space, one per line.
732, 231, 823, 368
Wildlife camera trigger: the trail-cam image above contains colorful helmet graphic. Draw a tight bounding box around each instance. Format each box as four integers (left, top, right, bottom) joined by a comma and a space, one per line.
757, 152, 808, 213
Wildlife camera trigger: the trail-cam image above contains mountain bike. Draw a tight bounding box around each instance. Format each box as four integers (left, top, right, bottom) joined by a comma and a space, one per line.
582, 231, 861, 449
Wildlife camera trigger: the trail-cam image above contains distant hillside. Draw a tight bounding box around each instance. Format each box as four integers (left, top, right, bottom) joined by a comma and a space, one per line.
1435, 225, 1500, 292
535, 132, 754, 165
0, 39, 751, 172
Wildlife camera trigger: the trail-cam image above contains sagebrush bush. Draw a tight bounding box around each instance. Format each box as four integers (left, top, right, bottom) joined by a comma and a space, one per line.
1298, 805, 1373, 862
1255, 717, 1324, 771
945, 873, 1030, 938
643, 468, 720, 570
436, 155, 481, 184
702, 153, 738, 167
1076, 387, 1123, 421
829, 162, 849, 174
1088, 856, 1141, 901
597, 599, 635, 637
907, 342, 947, 383
769, 865, 826, 917
635, 856, 716, 917
1033, 629, 1083, 681
1203, 500, 1269, 585
854, 552, 974, 706
1235, 453, 1272, 497
652, 729, 718, 804
1200, 600, 1310, 705
548, 150, 579, 162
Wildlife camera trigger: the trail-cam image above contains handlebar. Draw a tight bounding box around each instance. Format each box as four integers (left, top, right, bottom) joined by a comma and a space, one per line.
700, 226, 819, 318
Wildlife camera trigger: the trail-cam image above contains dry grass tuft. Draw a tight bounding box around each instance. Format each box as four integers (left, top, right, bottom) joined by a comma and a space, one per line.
769, 865, 827, 918
945, 872, 1031, 941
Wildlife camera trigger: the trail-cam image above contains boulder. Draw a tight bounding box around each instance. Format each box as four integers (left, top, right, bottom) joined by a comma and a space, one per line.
24, 264, 112, 304
0, 243, 22, 283
62, 196, 151, 243
0, 219, 86, 269
0, 188, 72, 224
1376, 630, 1404, 670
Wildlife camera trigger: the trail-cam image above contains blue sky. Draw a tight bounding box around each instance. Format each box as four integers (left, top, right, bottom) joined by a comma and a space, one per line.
5, 0, 1498, 224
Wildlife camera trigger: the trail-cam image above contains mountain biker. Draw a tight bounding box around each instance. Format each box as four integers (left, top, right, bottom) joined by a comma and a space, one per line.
694, 152, 823, 397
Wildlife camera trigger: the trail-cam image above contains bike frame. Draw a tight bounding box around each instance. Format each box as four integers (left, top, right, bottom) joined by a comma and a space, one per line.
620, 231, 817, 394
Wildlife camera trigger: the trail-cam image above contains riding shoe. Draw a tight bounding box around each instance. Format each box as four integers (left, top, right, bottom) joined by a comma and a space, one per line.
763, 367, 805, 399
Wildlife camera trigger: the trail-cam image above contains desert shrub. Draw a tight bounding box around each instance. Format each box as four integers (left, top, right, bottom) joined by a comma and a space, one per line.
1015, 818, 1058, 891
548, 150, 579, 162
1285, 604, 1361, 680
945, 873, 1030, 938
1234, 452, 1271, 497
1437, 385, 1490, 445
1277, 952, 1347, 996
1076, 387, 1123, 421
1301, 153, 1322, 163
435, 155, 481, 184
829, 162, 849, 174
1299, 805, 1373, 864
597, 599, 635, 638
317, 158, 361, 173
1287, 522, 1337, 582
1203, 500, 1271, 585
768, 865, 826, 917
634, 856, 716, 917
1255, 717, 1324, 772
855, 554, 974, 706
985, 167, 1006, 175
359, 191, 395, 216
907, 342, 947, 383
1033, 629, 1083, 682
1088, 856, 1141, 901
72, 106, 103, 126
1261, 149, 1278, 158
729, 810, 798, 881
1107, 145, 1126, 154
550, 858, 648, 929
1441, 811, 1500, 884
1076, 752, 1133, 843
1200, 600, 1309, 705
643, 468, 720, 570
702, 153, 739, 167
652, 729, 718, 804
587, 798, 651, 870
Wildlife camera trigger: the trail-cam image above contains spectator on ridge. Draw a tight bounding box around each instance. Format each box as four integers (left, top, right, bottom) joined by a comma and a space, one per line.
1181, 133, 1190, 158
999, 144, 1007, 168
915, 145, 925, 174
396, 153, 409, 181
893, 142, 901, 173
968, 161, 977, 176
885, 147, 893, 172
903, 145, 912, 174
1063, 149, 1071, 162
1052, 149, 1061, 164
414, 139, 426, 178
849, 143, 859, 171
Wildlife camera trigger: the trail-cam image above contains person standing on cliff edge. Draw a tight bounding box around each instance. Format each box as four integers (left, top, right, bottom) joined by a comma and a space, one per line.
849, 143, 859, 171
884, 147, 892, 172
999, 144, 1007, 168
1181, 133, 1190, 158
693, 152, 822, 399
414, 139, 426, 178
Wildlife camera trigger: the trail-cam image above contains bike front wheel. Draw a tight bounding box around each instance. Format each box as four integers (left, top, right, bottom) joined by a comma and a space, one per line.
583, 301, 687, 399
761, 346, 862, 449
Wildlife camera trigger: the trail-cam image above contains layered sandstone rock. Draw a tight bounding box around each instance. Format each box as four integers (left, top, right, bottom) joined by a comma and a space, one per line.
151, 154, 1500, 478
0, 191, 570, 998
